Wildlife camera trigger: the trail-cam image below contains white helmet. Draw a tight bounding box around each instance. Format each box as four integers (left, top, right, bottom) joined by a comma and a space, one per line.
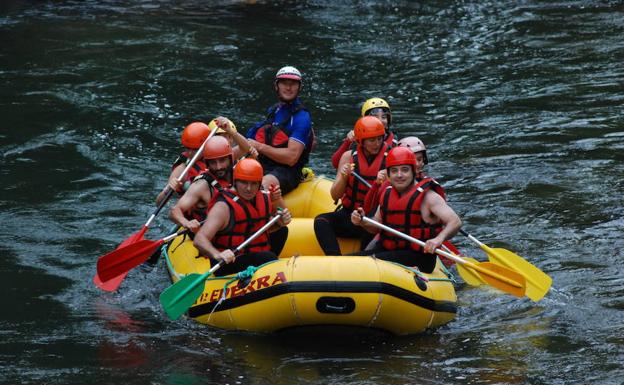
275, 66, 302, 82
398, 136, 428, 164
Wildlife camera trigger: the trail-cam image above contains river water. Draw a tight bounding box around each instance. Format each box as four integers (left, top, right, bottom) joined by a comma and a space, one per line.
1, 1, 623, 384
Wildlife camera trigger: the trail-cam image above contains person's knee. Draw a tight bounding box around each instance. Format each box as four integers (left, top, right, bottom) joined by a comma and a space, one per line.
314, 215, 330, 228
263, 174, 280, 188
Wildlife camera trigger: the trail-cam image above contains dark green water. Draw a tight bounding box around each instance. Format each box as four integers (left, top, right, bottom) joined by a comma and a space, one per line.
1, 1, 623, 384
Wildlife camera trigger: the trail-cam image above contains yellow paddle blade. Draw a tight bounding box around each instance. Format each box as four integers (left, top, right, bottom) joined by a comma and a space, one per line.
475, 262, 526, 298
482, 245, 552, 302
456, 257, 486, 286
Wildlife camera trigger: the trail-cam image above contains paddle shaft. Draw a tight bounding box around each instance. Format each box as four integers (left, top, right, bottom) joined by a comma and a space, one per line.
361, 217, 523, 289
192, 213, 282, 280
459, 229, 485, 247
146, 128, 218, 228
164, 213, 283, 316
351, 171, 372, 188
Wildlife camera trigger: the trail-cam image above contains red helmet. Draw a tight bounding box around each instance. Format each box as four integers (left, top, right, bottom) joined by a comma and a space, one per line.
203, 135, 232, 160
386, 146, 417, 169
233, 158, 263, 182
181, 122, 210, 149
354, 116, 385, 142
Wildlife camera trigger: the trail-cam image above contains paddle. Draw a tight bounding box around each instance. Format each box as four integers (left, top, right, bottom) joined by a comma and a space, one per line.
97, 224, 204, 282
160, 212, 283, 320
440, 244, 486, 286
351, 170, 372, 188
361, 217, 526, 298
93, 126, 218, 291
459, 229, 552, 301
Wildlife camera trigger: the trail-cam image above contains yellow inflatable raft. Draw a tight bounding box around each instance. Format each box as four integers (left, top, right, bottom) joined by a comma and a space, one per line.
163, 172, 458, 335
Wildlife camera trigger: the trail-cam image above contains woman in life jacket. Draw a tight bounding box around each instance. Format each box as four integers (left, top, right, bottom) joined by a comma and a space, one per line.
350, 146, 462, 273
193, 158, 292, 277
313, 116, 390, 256
155, 121, 210, 206
168, 135, 234, 234
246, 66, 314, 207
331, 97, 398, 169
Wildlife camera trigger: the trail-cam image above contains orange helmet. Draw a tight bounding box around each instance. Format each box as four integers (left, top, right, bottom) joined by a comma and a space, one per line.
398, 136, 428, 164
233, 158, 263, 182
203, 136, 232, 160
181, 122, 210, 149
354, 116, 385, 142
386, 146, 417, 169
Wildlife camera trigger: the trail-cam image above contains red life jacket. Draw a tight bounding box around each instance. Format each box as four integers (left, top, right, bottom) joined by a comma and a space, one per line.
379, 178, 446, 252
172, 151, 207, 193
253, 103, 314, 169
212, 189, 272, 254
187, 171, 232, 222
363, 171, 426, 214
341, 143, 390, 210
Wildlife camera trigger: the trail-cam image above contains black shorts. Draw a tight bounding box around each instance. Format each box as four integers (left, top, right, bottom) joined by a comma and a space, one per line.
263, 164, 302, 195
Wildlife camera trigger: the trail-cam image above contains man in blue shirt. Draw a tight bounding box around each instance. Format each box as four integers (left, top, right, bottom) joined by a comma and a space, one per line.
247, 66, 313, 201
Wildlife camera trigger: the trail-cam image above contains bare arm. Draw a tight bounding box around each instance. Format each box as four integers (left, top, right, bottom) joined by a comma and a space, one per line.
155, 163, 185, 205
351, 207, 382, 234
248, 138, 304, 167
422, 192, 462, 253
193, 202, 230, 261
168, 179, 212, 232
330, 151, 353, 201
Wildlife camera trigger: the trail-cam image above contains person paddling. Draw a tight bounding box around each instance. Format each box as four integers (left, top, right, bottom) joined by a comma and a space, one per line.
331, 97, 398, 169
193, 159, 292, 277
351, 146, 462, 273
155, 122, 210, 205
168, 135, 234, 234
246, 66, 314, 206
209, 116, 258, 159
313, 116, 390, 255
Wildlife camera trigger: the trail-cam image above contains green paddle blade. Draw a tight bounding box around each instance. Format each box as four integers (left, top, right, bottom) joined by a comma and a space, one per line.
456, 257, 486, 286
159, 273, 206, 320
482, 245, 552, 302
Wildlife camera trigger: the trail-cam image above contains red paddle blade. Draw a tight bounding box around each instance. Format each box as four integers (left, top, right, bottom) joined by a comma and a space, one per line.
93, 226, 149, 291
93, 272, 128, 292
97, 239, 164, 282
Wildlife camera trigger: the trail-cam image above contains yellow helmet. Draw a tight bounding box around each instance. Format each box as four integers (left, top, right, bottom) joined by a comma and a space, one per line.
360, 97, 391, 117
208, 117, 237, 134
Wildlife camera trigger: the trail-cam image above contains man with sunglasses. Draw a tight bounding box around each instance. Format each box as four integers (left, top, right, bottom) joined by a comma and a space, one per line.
331, 97, 398, 169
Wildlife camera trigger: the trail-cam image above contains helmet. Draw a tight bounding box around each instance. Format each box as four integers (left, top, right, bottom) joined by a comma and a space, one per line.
208, 117, 237, 135
354, 116, 385, 142
203, 135, 232, 160
386, 146, 417, 170
181, 122, 211, 149
275, 66, 302, 82
398, 136, 428, 164
361, 97, 391, 117
233, 158, 263, 182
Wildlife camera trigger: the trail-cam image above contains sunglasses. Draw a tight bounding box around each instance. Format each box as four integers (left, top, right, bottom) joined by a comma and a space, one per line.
367, 107, 390, 117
